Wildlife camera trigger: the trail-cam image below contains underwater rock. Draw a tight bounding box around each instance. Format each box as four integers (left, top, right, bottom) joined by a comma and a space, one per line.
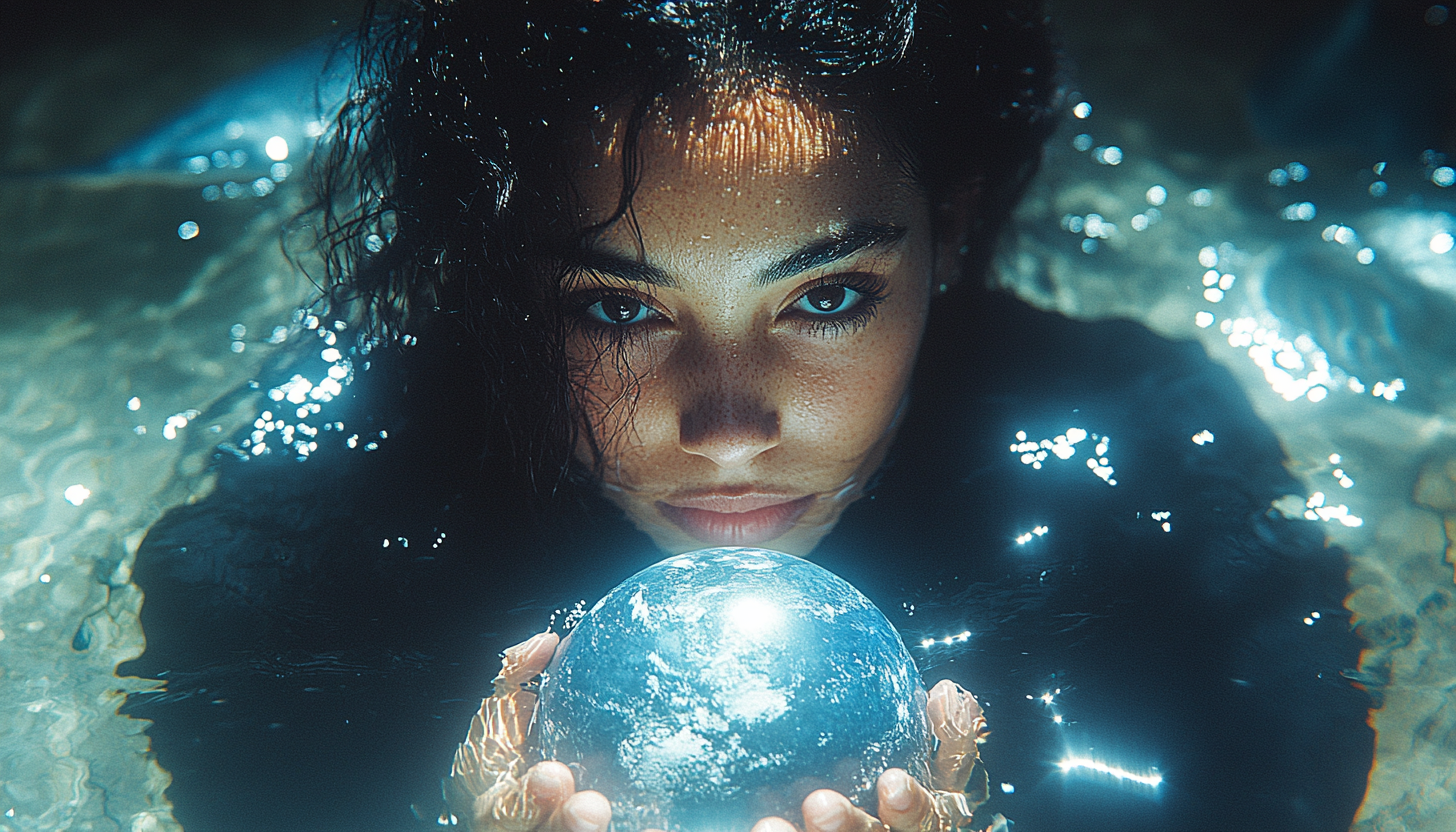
537, 547, 929, 832
1414, 455, 1456, 582
1258, 229, 1456, 412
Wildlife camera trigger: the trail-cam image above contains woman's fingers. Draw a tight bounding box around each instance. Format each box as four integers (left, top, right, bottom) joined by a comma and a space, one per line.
876, 768, 978, 832
925, 680, 986, 793
750, 817, 800, 832
494, 631, 560, 695
522, 761, 576, 817
525, 762, 612, 832
549, 788, 612, 832
801, 788, 883, 832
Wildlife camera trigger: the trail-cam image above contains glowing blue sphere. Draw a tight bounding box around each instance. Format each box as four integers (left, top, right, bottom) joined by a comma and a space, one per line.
538, 547, 928, 831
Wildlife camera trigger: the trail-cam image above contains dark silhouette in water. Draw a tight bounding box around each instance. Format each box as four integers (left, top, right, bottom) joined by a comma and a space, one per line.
122, 291, 1373, 832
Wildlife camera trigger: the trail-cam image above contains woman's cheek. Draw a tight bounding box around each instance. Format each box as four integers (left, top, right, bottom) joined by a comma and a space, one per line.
788, 344, 906, 458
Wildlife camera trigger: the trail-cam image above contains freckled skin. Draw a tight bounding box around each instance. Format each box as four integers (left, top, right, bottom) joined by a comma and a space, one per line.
568, 89, 943, 556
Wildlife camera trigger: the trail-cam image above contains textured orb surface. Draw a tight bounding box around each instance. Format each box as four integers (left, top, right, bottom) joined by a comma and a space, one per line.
538, 547, 928, 831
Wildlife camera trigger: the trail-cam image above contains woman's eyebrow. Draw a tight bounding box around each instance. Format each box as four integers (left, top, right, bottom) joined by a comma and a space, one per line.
569, 249, 677, 287
569, 220, 906, 288
754, 221, 907, 286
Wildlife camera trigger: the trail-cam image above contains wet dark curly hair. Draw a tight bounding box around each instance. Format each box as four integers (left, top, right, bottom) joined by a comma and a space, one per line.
305, 0, 1060, 495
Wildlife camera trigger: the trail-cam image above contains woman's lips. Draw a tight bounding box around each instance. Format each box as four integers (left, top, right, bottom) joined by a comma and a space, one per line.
656, 493, 816, 546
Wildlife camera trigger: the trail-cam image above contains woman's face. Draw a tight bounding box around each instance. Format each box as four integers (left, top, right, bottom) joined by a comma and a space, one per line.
565, 85, 943, 555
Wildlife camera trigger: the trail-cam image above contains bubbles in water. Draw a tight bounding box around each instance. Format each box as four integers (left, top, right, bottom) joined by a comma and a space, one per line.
1082, 214, 1115, 238
1072, 101, 1092, 119
1195, 311, 1215, 328
1198, 246, 1218, 268
224, 120, 245, 140
1268, 168, 1289, 186
201, 185, 221, 201
1286, 162, 1309, 182
126, 397, 140, 411
1356, 247, 1375, 265
1427, 5, 1449, 25
252, 178, 275, 197
186, 155, 210, 174
211, 150, 230, 169
1369, 181, 1388, 197
1280, 202, 1317, 221
177, 221, 199, 240
1432, 166, 1455, 187
223, 181, 246, 199
1188, 189, 1213, 207
1323, 224, 1358, 245
365, 234, 385, 253
265, 136, 289, 161
270, 162, 292, 182
1145, 185, 1167, 206
64, 485, 91, 506
1095, 146, 1123, 165
1072, 133, 1093, 152
1431, 232, 1454, 254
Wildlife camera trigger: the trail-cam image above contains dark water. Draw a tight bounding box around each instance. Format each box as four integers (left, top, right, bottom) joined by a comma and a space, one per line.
120, 289, 1372, 832
6, 0, 1424, 829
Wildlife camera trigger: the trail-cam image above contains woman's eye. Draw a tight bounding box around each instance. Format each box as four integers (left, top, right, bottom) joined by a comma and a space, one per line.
584, 295, 656, 325
793, 284, 861, 316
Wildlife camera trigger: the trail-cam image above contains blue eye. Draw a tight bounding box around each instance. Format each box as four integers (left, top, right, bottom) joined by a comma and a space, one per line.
584, 294, 657, 325
793, 284, 862, 316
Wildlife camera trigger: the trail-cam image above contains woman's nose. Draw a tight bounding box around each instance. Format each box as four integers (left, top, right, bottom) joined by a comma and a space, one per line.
673, 332, 781, 467
678, 389, 781, 467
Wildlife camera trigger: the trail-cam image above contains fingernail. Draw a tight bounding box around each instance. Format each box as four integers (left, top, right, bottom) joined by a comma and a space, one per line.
885, 770, 913, 812
804, 792, 849, 832
562, 801, 599, 832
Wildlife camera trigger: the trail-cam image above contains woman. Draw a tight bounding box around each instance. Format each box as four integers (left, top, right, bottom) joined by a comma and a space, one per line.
314, 0, 1055, 543
309, 2, 1053, 828
125, 1, 1370, 830
304, 2, 1058, 829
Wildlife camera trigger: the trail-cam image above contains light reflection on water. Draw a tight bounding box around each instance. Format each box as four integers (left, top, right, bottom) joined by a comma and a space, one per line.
0, 4, 1453, 832
1001, 87, 1456, 830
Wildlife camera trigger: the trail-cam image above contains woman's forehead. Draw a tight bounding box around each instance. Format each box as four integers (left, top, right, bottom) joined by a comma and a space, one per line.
585, 77, 891, 180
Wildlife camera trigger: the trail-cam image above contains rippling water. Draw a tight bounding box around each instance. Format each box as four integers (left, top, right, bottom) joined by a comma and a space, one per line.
1, 2, 1453, 830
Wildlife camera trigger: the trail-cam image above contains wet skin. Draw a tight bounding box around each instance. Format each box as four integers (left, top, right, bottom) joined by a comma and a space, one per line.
565, 83, 952, 556
461, 83, 972, 832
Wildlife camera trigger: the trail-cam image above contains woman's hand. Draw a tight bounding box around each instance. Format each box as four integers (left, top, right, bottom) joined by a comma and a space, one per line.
451, 637, 994, 832
751, 680, 995, 832
448, 632, 612, 832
